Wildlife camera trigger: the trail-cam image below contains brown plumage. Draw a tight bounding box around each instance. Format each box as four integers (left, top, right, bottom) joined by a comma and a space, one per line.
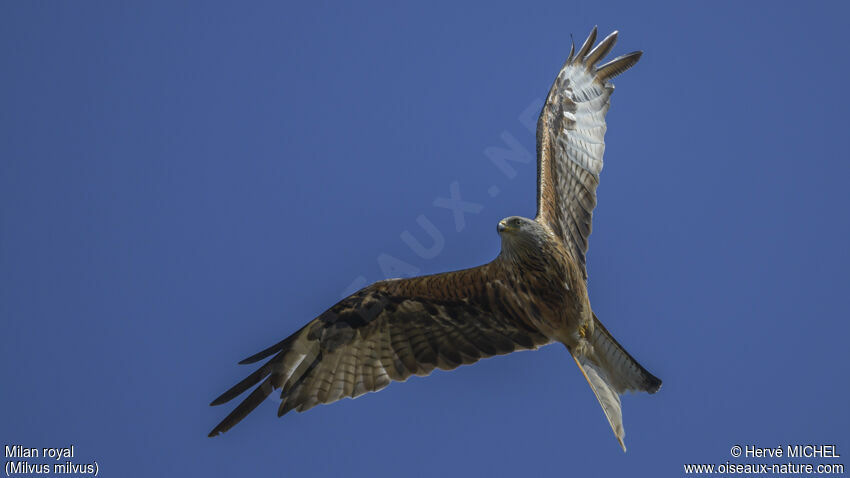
209, 27, 661, 451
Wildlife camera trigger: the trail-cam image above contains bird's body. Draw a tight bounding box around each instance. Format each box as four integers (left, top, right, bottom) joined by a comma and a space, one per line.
210, 27, 661, 451
493, 217, 585, 343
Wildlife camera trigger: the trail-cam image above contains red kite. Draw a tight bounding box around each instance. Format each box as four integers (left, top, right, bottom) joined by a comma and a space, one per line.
210, 27, 661, 451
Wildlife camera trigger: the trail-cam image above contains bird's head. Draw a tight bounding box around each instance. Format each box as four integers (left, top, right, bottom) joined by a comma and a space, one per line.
497, 216, 534, 235
497, 216, 548, 253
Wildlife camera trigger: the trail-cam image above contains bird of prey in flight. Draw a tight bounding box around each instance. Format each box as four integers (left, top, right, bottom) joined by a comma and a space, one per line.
209, 27, 661, 451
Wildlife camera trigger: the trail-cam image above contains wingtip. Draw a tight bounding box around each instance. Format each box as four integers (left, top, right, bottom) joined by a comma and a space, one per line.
584, 30, 620, 68
238, 336, 291, 364
208, 377, 277, 438
595, 50, 643, 81
574, 26, 598, 64
208, 421, 228, 437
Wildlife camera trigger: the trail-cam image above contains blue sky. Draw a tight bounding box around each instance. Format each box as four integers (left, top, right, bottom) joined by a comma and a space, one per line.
2, 1, 849, 476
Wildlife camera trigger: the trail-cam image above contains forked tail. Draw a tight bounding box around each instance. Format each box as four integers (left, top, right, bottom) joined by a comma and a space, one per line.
571, 313, 661, 451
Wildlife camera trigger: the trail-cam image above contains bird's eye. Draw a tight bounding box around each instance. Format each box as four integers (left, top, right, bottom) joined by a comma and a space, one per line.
512, 218, 522, 226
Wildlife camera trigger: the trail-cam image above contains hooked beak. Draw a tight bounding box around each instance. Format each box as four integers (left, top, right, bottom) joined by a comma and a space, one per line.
497, 220, 507, 233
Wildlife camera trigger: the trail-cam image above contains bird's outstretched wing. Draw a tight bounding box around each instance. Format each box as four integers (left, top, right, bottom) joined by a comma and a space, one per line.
535, 27, 642, 278
208, 265, 550, 436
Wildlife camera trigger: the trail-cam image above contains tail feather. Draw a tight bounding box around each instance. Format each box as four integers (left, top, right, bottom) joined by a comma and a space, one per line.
572, 354, 626, 450
570, 313, 662, 451
591, 313, 661, 394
